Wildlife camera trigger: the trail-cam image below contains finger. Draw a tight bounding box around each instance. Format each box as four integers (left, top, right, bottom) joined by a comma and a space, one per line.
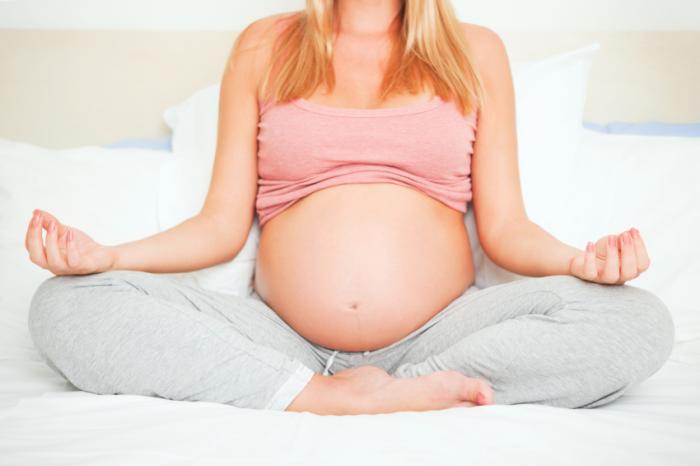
459, 377, 495, 406
26, 211, 49, 268
65, 228, 81, 269
583, 241, 598, 281
36, 209, 72, 253
35, 209, 69, 238
568, 249, 584, 278
630, 227, 650, 272
45, 219, 68, 273
600, 234, 621, 284
57, 226, 68, 250
619, 230, 638, 283
474, 379, 495, 406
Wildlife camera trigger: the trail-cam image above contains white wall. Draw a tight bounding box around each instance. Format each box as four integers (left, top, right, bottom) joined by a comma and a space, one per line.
0, 0, 698, 32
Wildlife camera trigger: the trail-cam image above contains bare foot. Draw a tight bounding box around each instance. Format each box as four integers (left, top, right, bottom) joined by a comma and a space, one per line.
286, 365, 494, 415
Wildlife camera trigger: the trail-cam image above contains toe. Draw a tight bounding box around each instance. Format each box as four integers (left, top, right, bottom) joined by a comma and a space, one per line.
460, 376, 494, 405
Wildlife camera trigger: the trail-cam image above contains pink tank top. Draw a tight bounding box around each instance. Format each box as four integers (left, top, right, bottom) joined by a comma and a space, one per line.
256, 95, 478, 227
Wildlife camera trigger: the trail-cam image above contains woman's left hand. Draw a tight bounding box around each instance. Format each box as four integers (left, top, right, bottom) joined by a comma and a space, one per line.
568, 227, 650, 285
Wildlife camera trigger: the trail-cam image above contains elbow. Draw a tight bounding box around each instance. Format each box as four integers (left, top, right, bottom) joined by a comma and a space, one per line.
221, 223, 255, 264
476, 217, 528, 267
200, 211, 253, 265
476, 228, 502, 266
476, 220, 506, 260
220, 241, 245, 263
215, 229, 249, 263
478, 236, 502, 267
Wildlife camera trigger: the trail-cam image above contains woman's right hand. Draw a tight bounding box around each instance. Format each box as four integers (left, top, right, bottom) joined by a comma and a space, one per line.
25, 209, 117, 276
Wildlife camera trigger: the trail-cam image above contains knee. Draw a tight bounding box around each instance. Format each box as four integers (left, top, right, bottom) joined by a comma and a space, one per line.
552, 276, 675, 370
616, 285, 675, 377
544, 279, 675, 408
29, 274, 79, 331
27, 275, 76, 366
28, 271, 124, 350
581, 283, 675, 396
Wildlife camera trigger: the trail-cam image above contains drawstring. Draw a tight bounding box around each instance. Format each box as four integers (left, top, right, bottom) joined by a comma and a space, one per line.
322, 350, 339, 376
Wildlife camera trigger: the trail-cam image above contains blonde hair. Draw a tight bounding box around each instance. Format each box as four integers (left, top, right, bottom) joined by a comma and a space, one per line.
254, 0, 485, 116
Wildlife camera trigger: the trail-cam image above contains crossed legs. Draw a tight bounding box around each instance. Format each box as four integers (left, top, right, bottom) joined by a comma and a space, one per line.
27, 270, 674, 413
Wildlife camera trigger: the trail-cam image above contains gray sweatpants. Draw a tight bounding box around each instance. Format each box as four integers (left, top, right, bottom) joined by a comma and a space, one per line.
27, 270, 674, 411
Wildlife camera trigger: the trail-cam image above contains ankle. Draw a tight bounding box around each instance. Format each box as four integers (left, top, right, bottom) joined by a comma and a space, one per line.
285, 373, 337, 415
286, 371, 372, 415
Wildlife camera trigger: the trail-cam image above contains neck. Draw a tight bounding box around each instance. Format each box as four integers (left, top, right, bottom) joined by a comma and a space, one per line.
334, 0, 403, 36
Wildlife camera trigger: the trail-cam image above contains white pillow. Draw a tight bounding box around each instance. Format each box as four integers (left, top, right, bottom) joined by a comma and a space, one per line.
157, 152, 260, 297
161, 84, 260, 297
552, 130, 700, 341
512, 43, 600, 229
162, 44, 600, 294
0, 139, 169, 360
473, 43, 600, 287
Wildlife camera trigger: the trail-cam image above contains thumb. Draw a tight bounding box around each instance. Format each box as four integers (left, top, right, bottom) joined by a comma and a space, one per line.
65, 229, 81, 269
568, 249, 585, 277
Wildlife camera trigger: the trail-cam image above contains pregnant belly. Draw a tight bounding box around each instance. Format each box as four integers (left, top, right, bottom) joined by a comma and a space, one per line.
253, 183, 475, 352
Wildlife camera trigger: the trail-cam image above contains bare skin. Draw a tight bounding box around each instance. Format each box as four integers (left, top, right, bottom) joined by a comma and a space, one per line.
287, 367, 494, 415
24, 0, 651, 415
263, 0, 495, 414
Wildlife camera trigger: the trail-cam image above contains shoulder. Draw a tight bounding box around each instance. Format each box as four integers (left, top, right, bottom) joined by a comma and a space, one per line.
226, 11, 302, 95
458, 22, 507, 56
235, 11, 301, 49
229, 11, 301, 63
457, 22, 510, 76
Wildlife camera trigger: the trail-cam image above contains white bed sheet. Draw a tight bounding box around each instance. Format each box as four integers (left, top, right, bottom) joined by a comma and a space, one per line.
1, 130, 699, 465
0, 349, 698, 466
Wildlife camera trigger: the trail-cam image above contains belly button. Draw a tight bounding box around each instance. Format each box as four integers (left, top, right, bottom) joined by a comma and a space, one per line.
344, 301, 359, 312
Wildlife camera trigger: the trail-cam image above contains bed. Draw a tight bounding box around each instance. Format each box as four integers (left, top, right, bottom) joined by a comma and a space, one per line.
1, 28, 699, 465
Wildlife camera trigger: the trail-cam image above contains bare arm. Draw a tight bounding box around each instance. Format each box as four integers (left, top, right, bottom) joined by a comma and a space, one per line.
26, 18, 275, 276
108, 214, 245, 273
463, 24, 652, 283
110, 21, 271, 273
464, 24, 581, 277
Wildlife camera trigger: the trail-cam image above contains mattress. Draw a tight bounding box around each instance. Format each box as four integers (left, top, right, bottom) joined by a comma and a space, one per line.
1, 129, 699, 465
0, 346, 697, 465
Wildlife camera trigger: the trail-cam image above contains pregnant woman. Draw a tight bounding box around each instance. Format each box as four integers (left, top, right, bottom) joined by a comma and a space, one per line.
26, 0, 674, 415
